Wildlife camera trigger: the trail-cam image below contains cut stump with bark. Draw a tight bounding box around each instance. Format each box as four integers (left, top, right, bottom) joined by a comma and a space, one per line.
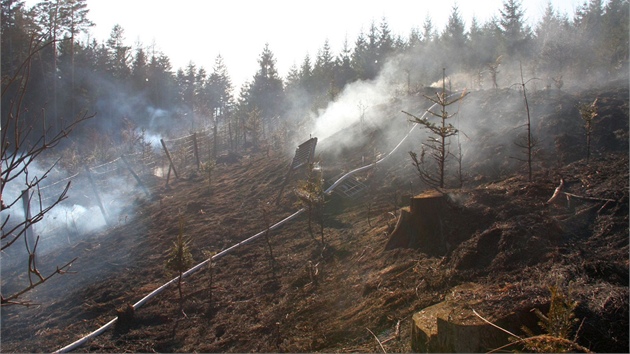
385, 190, 447, 256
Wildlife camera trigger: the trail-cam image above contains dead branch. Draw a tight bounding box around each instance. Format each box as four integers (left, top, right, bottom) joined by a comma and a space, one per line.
1, 257, 77, 306
546, 178, 565, 205
366, 327, 387, 353
381, 320, 401, 344
561, 191, 615, 203
545, 179, 617, 206
474, 309, 592, 353
1, 35, 93, 306
1, 181, 71, 251
472, 309, 522, 340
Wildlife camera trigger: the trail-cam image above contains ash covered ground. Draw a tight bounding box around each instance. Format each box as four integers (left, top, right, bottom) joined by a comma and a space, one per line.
1, 81, 628, 353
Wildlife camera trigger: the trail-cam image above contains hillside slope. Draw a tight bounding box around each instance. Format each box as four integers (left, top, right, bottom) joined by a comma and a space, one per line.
1, 82, 628, 353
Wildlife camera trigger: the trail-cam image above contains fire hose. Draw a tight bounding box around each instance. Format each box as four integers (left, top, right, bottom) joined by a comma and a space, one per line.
54, 96, 446, 353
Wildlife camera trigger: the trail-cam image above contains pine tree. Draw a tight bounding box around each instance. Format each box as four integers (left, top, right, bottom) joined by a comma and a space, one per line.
378, 17, 394, 63
467, 16, 500, 79
535, 2, 573, 75
421, 14, 436, 43
442, 5, 466, 47
365, 21, 380, 79
207, 54, 234, 157
572, 0, 609, 74
1, 0, 33, 74
147, 51, 177, 110
334, 36, 355, 89
498, 0, 531, 58
406, 69, 468, 189
313, 39, 335, 105
106, 24, 131, 79
62, 0, 93, 117
408, 27, 421, 49
351, 29, 369, 79
299, 53, 313, 92
34, 0, 64, 132
574, 0, 603, 33
176, 62, 197, 127
234, 81, 252, 149
602, 0, 629, 68
441, 5, 467, 71
249, 43, 285, 137
131, 46, 148, 91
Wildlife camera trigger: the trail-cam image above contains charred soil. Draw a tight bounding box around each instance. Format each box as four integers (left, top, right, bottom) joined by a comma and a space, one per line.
1, 82, 628, 353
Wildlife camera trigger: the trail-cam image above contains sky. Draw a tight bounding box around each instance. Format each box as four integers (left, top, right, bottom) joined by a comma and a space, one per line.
28, 0, 584, 90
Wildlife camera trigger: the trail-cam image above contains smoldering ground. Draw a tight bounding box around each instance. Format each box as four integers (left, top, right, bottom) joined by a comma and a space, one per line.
302, 45, 627, 190
1, 157, 150, 272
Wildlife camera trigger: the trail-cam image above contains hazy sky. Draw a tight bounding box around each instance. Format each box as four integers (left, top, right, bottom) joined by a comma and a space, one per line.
29, 0, 584, 89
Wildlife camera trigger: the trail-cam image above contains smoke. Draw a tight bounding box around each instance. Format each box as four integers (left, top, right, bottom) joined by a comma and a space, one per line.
305, 34, 627, 186
312, 78, 393, 141
1, 156, 147, 269
2, 63, 200, 268
146, 106, 177, 135
137, 127, 165, 149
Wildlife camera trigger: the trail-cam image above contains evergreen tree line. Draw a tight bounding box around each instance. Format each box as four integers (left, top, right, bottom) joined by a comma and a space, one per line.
2, 0, 628, 154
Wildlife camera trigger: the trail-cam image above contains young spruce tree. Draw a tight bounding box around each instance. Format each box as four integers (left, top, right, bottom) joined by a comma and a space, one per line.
405, 68, 467, 189
166, 217, 194, 311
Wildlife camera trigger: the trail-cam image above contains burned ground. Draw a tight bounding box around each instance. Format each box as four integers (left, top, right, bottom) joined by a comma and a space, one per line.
1, 82, 628, 353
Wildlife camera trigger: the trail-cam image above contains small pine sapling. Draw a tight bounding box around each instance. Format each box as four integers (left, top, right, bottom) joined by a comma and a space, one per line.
201, 249, 216, 315
166, 217, 194, 313
476, 286, 589, 353
260, 201, 277, 280
578, 98, 598, 164
404, 68, 467, 190
518, 286, 588, 353
201, 160, 216, 194
294, 162, 326, 248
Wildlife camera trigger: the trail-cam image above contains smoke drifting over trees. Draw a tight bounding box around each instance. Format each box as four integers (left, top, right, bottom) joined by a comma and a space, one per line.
1, 0, 628, 263
3, 0, 628, 150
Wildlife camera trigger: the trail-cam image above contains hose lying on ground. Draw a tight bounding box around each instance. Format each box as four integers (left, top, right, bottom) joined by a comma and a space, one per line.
54, 96, 443, 353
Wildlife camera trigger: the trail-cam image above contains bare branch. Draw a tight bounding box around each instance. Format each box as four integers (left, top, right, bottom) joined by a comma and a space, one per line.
1, 257, 78, 306
366, 327, 387, 353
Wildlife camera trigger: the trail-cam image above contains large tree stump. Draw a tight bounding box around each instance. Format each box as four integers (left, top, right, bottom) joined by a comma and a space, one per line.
385, 190, 447, 255
411, 283, 540, 352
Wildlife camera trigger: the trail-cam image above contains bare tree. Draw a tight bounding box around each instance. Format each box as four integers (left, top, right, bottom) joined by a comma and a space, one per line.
260, 200, 277, 280
357, 100, 367, 133
512, 62, 539, 182
1, 37, 93, 306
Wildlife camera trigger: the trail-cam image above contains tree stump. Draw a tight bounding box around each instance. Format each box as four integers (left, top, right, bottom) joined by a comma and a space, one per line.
385, 190, 447, 255
115, 303, 135, 333
411, 283, 535, 352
